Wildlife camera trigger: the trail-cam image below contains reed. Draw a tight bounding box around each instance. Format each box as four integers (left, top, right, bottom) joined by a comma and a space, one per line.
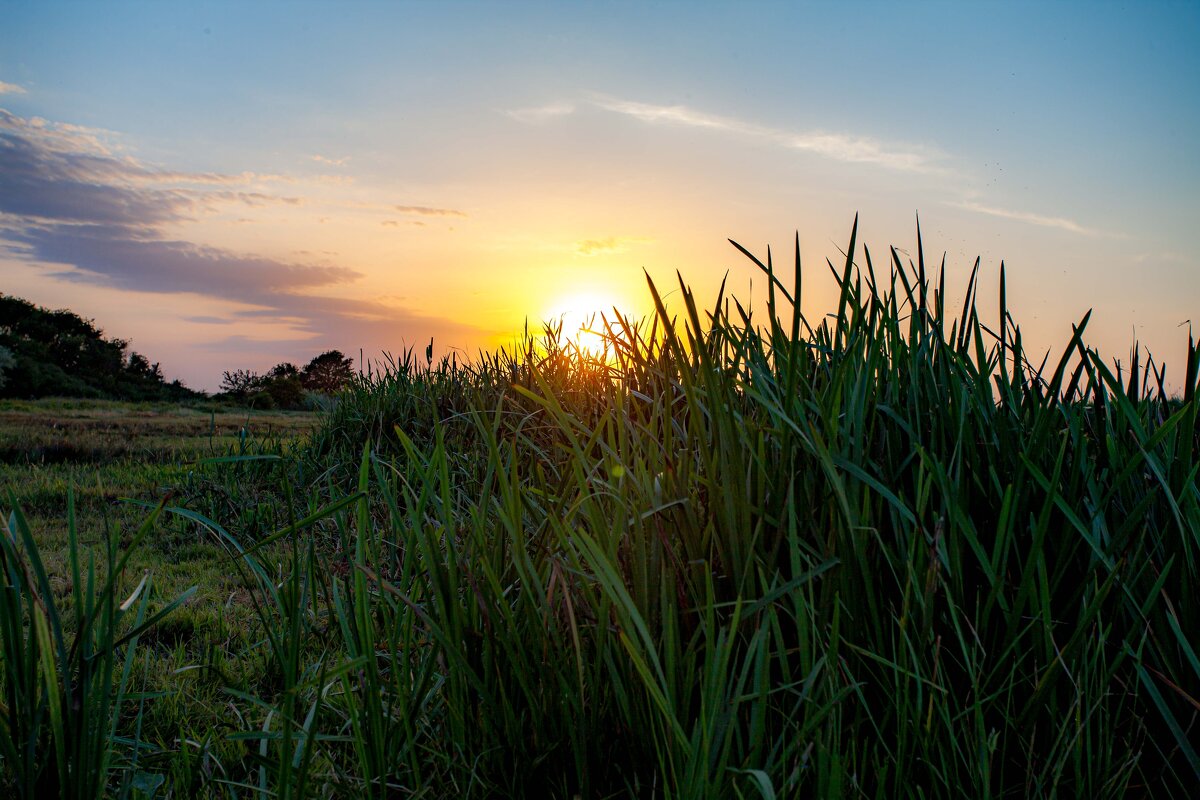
3, 218, 1196, 796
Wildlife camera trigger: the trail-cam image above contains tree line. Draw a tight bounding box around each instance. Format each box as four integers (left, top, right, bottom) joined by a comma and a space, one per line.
218, 350, 354, 409
0, 294, 197, 401
0, 294, 355, 406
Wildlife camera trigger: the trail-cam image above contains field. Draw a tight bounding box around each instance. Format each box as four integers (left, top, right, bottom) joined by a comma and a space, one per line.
0, 400, 319, 796
2, 227, 1198, 798
0, 399, 315, 593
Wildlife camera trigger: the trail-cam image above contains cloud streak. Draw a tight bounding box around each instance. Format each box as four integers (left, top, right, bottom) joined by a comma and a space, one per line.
0, 106, 484, 357
571, 98, 1112, 239
509, 97, 1109, 238
505, 102, 576, 124
0, 81, 26, 95
0, 127, 192, 224
952, 199, 1113, 237
591, 96, 942, 173
393, 204, 467, 217
311, 154, 350, 166
508, 95, 943, 173
0, 108, 304, 225
11, 224, 360, 299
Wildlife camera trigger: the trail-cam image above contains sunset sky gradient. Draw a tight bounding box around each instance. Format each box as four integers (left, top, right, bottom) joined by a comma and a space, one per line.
2, 1, 1197, 391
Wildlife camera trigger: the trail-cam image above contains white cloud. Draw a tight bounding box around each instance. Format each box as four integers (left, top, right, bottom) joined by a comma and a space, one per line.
0, 81, 27, 95
952, 199, 1114, 237
505, 102, 576, 124
311, 154, 350, 166
590, 95, 942, 173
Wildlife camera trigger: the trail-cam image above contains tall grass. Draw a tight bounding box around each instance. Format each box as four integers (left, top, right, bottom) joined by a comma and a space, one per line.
3, 218, 1197, 796
242, 218, 1193, 796
0, 492, 195, 798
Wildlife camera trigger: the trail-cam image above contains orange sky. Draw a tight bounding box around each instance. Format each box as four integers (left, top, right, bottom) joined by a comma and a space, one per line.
1, 3, 1197, 391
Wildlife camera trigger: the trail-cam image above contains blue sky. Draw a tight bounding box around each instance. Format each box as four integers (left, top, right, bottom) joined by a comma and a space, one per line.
1, 1, 1197, 391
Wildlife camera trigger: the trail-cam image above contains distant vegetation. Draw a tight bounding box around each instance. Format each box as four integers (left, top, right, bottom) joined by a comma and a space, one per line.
0, 294, 357, 407
219, 349, 355, 409
1, 221, 1197, 797
0, 295, 199, 401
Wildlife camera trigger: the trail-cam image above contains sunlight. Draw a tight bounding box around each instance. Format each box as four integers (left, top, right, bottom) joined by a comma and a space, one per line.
542, 292, 618, 357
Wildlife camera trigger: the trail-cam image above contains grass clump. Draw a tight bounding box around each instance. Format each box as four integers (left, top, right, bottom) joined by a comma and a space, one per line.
0, 493, 195, 798
2, 218, 1197, 797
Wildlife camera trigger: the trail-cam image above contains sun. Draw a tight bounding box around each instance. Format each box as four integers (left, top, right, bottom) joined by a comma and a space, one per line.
542, 292, 618, 357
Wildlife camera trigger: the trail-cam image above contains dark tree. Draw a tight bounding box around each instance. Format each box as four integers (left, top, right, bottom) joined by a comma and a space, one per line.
301, 350, 355, 394
268, 362, 301, 379
126, 351, 164, 382
220, 369, 261, 398
264, 375, 304, 408
256, 362, 305, 407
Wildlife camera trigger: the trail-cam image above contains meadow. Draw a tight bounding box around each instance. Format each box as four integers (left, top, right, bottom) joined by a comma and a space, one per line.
2, 222, 1198, 798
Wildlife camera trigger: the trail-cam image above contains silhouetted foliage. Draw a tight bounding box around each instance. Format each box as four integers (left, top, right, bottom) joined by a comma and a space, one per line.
264, 375, 304, 408
0, 346, 14, 390
301, 350, 354, 394
268, 362, 300, 380
218, 362, 309, 408
220, 369, 261, 398
0, 294, 199, 400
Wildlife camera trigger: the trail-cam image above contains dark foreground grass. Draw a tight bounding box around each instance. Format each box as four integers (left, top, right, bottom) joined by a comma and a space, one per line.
3, 221, 1198, 797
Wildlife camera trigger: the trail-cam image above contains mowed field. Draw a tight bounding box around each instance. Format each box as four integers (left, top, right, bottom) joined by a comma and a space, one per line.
0, 396, 316, 606
0, 399, 315, 468
0, 399, 316, 551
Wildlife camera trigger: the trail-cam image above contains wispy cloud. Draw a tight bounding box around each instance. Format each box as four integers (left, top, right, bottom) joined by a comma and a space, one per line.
350, 201, 467, 218
310, 154, 350, 166
0, 106, 483, 351
505, 102, 576, 124
952, 199, 1113, 237
0, 81, 27, 96
1133, 250, 1185, 264
11, 223, 360, 298
136, 169, 291, 186
197, 190, 303, 208
393, 204, 467, 218
590, 95, 942, 173
575, 235, 652, 256
0, 108, 292, 211
0, 119, 192, 224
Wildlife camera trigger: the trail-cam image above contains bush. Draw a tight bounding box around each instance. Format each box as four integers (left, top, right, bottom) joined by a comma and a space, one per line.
246, 389, 277, 409
265, 375, 304, 408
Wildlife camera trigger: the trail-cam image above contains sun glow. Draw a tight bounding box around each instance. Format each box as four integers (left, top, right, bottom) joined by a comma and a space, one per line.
542, 292, 621, 357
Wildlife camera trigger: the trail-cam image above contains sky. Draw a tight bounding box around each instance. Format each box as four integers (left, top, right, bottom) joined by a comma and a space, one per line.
1, 1, 1197, 392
